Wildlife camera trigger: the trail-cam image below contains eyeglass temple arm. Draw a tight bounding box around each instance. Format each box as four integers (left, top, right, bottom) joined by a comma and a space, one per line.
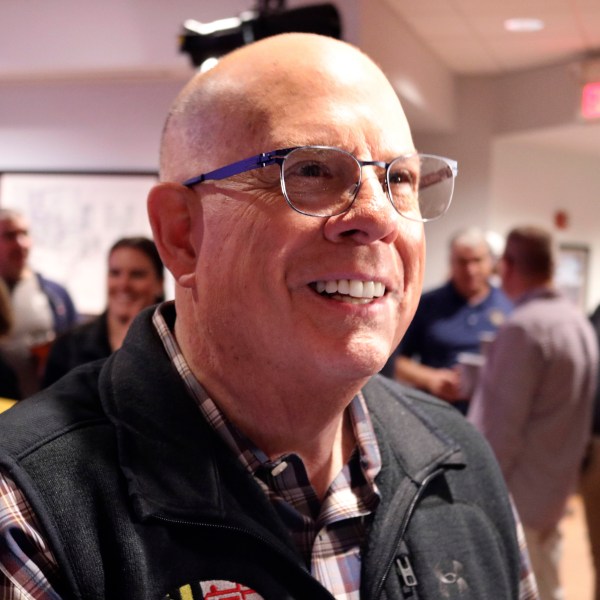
183, 149, 294, 187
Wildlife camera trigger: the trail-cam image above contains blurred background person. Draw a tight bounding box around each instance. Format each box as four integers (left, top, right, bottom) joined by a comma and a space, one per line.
43, 236, 164, 386
0, 278, 20, 400
383, 226, 512, 414
0, 208, 77, 396
469, 225, 598, 600
581, 301, 600, 600
485, 229, 507, 287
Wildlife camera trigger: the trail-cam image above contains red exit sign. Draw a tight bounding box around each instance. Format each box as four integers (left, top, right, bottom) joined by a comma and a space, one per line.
581, 81, 600, 120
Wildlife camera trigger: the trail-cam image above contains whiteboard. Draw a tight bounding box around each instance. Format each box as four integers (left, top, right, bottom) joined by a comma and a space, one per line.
0, 172, 172, 315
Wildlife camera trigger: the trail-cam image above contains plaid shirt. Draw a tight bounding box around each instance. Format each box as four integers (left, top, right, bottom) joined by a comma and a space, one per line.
0, 303, 539, 599
0, 476, 61, 600
153, 306, 382, 599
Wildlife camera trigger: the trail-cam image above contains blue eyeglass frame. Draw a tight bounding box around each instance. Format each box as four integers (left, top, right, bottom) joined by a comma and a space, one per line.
181, 146, 458, 220
182, 148, 296, 187
182, 146, 458, 189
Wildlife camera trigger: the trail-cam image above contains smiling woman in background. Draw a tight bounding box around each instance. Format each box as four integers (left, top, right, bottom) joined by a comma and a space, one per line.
43, 236, 164, 387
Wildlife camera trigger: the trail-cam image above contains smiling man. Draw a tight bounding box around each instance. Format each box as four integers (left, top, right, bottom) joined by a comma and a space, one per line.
0, 34, 536, 599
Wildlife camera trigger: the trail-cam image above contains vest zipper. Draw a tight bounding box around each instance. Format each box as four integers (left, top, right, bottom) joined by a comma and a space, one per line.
151, 515, 277, 550
396, 552, 417, 588
372, 467, 444, 599
396, 541, 419, 598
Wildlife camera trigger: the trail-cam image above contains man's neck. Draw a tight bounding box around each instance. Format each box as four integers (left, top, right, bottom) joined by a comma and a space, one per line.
466, 284, 491, 306
173, 304, 368, 500
206, 374, 360, 498
2, 267, 31, 291
505, 273, 552, 302
511, 280, 553, 303
301, 409, 356, 501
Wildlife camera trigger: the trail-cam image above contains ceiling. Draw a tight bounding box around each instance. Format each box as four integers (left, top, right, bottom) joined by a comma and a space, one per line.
384, 0, 600, 75
2, 0, 600, 80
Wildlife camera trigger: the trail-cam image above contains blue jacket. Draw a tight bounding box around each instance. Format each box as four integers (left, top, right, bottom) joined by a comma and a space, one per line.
37, 273, 77, 333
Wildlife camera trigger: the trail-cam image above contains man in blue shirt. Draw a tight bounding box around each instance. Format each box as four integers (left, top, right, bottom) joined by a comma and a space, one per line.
385, 227, 512, 414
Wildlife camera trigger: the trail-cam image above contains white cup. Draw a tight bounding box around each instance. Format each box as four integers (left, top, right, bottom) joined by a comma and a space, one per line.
456, 352, 485, 398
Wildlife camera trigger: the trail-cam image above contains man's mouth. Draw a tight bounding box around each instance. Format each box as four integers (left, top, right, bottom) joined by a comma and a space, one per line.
311, 279, 386, 304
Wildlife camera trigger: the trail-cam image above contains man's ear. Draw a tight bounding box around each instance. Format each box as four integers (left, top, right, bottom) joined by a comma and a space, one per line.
147, 183, 199, 289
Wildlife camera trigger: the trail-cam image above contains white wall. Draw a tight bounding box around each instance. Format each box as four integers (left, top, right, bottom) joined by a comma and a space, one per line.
413, 77, 499, 291
490, 139, 600, 312
360, 0, 456, 134
0, 0, 361, 172
0, 78, 185, 172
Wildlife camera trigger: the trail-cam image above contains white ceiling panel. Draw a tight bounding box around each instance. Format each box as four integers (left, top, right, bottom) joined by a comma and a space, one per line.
384, 0, 600, 74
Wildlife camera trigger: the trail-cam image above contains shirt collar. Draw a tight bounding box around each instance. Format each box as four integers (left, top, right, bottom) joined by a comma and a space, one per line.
514, 285, 558, 306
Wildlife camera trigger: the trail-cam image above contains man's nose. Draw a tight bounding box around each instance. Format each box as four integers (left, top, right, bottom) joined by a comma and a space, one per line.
16, 233, 30, 247
323, 172, 402, 245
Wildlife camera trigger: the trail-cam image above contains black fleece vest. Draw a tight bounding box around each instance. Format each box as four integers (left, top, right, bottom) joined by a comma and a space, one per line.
0, 307, 521, 600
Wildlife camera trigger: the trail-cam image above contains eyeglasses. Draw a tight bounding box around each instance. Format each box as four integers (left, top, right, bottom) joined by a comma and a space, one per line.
182, 146, 458, 222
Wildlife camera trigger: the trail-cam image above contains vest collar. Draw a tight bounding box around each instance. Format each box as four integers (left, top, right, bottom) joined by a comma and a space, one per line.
100, 306, 465, 527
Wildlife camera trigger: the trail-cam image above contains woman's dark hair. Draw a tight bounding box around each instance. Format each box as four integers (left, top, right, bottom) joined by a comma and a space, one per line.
108, 236, 165, 301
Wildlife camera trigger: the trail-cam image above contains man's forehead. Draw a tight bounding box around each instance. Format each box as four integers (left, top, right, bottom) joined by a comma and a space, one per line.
452, 242, 490, 259
218, 36, 403, 121
233, 85, 410, 161
165, 34, 411, 180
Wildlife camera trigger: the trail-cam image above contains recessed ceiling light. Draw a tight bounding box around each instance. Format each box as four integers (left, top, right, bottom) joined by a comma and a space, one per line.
504, 18, 545, 33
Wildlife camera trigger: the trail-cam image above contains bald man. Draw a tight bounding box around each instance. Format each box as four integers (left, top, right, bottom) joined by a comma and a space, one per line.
0, 34, 536, 599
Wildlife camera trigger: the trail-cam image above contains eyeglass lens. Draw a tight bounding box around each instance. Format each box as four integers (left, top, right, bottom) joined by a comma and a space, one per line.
281, 147, 359, 217
389, 154, 455, 221
280, 147, 454, 221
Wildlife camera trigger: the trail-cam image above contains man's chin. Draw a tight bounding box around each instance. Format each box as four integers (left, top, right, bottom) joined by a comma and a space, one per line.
327, 342, 393, 380
110, 308, 138, 324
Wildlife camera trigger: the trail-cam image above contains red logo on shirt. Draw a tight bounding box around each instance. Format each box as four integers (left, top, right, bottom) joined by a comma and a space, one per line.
164, 580, 263, 600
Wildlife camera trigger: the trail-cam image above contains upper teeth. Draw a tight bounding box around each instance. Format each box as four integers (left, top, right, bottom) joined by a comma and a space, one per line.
315, 279, 385, 299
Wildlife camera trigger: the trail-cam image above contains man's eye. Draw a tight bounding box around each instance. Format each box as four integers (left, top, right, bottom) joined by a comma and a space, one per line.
296, 161, 329, 178
388, 168, 415, 187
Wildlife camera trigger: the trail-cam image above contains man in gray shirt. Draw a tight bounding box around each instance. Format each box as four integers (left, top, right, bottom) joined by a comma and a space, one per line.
469, 225, 598, 600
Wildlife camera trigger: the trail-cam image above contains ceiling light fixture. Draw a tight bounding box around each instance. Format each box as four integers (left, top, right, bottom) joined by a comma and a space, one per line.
504, 18, 545, 33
